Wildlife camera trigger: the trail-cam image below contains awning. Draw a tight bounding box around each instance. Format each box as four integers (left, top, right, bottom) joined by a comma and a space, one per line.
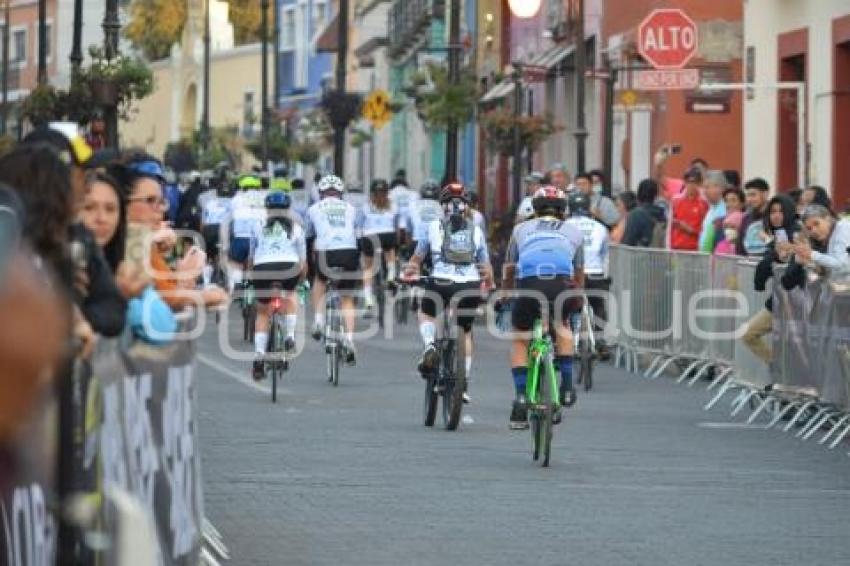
480, 80, 515, 104
529, 43, 575, 70
316, 14, 339, 53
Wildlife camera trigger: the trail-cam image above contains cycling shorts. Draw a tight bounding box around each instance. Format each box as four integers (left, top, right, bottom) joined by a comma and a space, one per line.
314, 249, 361, 291
251, 262, 300, 302
229, 236, 252, 263
420, 280, 482, 333
511, 276, 582, 332
202, 225, 221, 258
358, 233, 398, 257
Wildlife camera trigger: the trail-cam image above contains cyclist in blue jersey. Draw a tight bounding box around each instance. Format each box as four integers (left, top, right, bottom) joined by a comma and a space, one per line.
501, 186, 585, 430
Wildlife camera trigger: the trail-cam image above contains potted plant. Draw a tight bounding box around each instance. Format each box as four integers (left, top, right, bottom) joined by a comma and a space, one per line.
480, 106, 562, 157
83, 46, 154, 120
19, 85, 62, 127
405, 63, 477, 131
293, 141, 320, 165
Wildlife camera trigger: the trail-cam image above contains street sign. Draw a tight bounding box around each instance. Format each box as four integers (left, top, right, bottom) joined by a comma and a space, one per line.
638, 9, 698, 70
362, 89, 392, 129
634, 68, 700, 91
620, 90, 638, 107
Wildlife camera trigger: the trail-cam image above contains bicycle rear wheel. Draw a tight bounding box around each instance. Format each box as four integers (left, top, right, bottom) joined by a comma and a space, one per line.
423, 372, 438, 426
540, 360, 555, 467
581, 341, 594, 392
443, 336, 466, 431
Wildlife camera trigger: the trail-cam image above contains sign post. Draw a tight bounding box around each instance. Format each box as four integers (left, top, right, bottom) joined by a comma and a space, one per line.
638, 8, 699, 70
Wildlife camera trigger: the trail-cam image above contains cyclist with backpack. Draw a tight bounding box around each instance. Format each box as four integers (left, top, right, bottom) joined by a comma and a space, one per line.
250, 192, 307, 380
501, 186, 585, 430
403, 182, 493, 404
622, 178, 668, 248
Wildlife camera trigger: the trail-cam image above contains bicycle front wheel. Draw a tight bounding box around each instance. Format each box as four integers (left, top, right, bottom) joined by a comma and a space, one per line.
423, 373, 438, 427
443, 336, 466, 431
540, 359, 555, 467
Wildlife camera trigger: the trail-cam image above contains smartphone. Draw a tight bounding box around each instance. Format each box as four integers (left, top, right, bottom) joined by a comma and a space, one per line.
125, 224, 153, 273
669, 144, 682, 155
775, 228, 788, 243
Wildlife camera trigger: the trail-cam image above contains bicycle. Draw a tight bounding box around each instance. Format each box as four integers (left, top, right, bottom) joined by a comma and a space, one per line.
265, 284, 291, 403
323, 268, 346, 387
573, 297, 596, 392
240, 281, 257, 343
526, 317, 562, 467
410, 276, 467, 431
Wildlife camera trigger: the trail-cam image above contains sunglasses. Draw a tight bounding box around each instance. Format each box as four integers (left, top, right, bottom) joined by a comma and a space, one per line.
129, 195, 169, 211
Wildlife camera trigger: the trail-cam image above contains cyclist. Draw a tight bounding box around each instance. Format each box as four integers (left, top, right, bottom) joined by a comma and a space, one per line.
469, 190, 487, 234
228, 174, 267, 294
403, 182, 493, 404
515, 172, 544, 223
501, 186, 585, 430
358, 179, 399, 313
200, 174, 235, 286
407, 180, 443, 252
305, 175, 361, 365
390, 176, 419, 247
250, 192, 307, 380
565, 191, 611, 359
345, 181, 369, 214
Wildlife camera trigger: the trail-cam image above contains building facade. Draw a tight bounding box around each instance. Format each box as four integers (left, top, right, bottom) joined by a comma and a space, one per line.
743, 0, 850, 208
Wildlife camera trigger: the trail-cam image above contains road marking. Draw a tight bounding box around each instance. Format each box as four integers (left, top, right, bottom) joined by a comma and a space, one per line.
697, 422, 766, 430
198, 353, 293, 396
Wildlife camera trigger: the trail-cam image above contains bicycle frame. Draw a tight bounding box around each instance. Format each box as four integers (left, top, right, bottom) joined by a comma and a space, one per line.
525, 319, 560, 410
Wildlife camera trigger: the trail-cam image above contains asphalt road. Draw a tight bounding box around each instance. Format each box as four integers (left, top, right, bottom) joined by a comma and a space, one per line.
196, 308, 850, 566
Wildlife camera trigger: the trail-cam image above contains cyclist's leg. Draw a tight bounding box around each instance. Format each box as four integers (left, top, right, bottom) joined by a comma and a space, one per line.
251, 271, 272, 379
416, 281, 443, 372
311, 251, 328, 337
360, 237, 376, 307
508, 287, 536, 429
382, 232, 398, 281
553, 278, 581, 406
279, 263, 300, 347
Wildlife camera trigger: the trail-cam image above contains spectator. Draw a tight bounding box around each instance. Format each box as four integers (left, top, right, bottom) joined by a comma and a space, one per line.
788, 188, 804, 215
670, 168, 709, 251
575, 172, 620, 228
699, 170, 728, 252
515, 172, 544, 222
743, 194, 800, 364
115, 155, 227, 311
794, 204, 850, 278
622, 179, 666, 247
711, 187, 746, 252
588, 168, 610, 197
546, 163, 571, 192
737, 178, 771, 256
723, 169, 741, 190
714, 211, 744, 255
611, 191, 636, 244
801, 185, 836, 216
175, 171, 205, 234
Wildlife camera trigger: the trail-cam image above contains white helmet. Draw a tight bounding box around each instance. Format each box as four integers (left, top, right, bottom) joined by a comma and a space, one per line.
317, 174, 345, 195
517, 197, 535, 221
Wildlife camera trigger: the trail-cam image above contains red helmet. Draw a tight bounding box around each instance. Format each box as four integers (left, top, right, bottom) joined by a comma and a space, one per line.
532, 185, 567, 215
439, 182, 469, 204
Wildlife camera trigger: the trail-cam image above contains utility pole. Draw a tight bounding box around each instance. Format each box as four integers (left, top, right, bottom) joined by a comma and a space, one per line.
70, 0, 83, 75
511, 63, 523, 206
273, 0, 280, 112
37, 0, 47, 85
201, 0, 211, 151
1, 0, 10, 135
333, 0, 349, 176
103, 0, 120, 149
603, 63, 617, 196
261, 0, 270, 167
445, 0, 460, 182
573, 0, 587, 174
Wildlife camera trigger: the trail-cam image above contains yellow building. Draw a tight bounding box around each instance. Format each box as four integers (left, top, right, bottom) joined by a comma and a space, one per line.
120, 0, 273, 161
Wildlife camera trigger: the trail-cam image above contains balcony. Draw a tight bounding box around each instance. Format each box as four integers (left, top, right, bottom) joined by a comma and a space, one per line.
388, 0, 445, 60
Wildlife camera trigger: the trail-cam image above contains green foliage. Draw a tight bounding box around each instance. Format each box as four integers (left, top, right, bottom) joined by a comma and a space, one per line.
404, 63, 477, 131
246, 122, 291, 163
480, 107, 562, 157
125, 0, 187, 61
292, 141, 320, 165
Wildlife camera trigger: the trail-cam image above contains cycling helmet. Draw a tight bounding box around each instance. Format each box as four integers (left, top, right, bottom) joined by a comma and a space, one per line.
265, 191, 291, 210
516, 198, 535, 221
317, 174, 345, 195
420, 179, 440, 200
270, 177, 292, 192
532, 185, 567, 216
567, 191, 591, 216
439, 182, 469, 204
238, 174, 262, 190
370, 178, 390, 193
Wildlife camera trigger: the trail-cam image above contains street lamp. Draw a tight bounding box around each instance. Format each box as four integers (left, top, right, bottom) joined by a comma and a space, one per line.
511, 62, 523, 206
507, 0, 542, 19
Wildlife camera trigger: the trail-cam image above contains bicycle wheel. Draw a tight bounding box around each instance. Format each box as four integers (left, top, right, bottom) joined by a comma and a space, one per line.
330, 307, 341, 387
443, 335, 466, 431
376, 283, 386, 331
395, 291, 409, 325
268, 315, 278, 403
243, 304, 256, 343
423, 372, 438, 427
540, 359, 555, 467
581, 338, 594, 392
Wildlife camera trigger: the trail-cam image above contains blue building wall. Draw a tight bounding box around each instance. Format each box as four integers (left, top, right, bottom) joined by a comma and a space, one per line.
277, 0, 334, 110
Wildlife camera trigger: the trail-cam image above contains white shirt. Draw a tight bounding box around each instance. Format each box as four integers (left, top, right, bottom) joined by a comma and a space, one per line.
289, 189, 311, 222
345, 191, 368, 215
811, 219, 850, 277
201, 196, 232, 226
408, 198, 443, 242
565, 215, 609, 276
252, 221, 307, 265
357, 201, 398, 236
390, 186, 419, 231
472, 209, 486, 233
305, 197, 359, 251
415, 218, 490, 283
230, 190, 267, 238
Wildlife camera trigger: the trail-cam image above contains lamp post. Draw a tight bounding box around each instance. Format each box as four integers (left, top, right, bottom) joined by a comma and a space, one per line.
261, 0, 270, 168
37, 0, 47, 85
103, 0, 120, 149
201, 0, 211, 151
70, 0, 84, 75
333, 0, 350, 177
573, 0, 587, 174
444, 0, 460, 182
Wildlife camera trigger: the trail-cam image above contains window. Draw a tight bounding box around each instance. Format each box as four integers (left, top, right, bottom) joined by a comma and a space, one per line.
281, 8, 295, 50
243, 91, 256, 137
12, 28, 25, 64
313, 0, 328, 37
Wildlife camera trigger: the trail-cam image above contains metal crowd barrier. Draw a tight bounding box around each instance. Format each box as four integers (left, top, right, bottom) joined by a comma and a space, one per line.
610, 244, 850, 454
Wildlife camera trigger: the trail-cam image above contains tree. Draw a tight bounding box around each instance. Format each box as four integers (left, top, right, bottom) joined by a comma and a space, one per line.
125, 0, 187, 61
228, 0, 273, 44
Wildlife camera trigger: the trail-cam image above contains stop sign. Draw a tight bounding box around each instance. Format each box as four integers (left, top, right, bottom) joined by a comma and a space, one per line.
638, 9, 699, 70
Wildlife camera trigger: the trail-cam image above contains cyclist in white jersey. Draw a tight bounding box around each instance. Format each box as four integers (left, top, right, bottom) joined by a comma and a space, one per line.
305, 175, 361, 365
565, 191, 611, 359
390, 180, 419, 243
403, 182, 493, 405
344, 182, 368, 214
250, 192, 307, 380
228, 175, 267, 293
200, 181, 234, 285
357, 179, 399, 311
288, 178, 311, 223
407, 180, 443, 250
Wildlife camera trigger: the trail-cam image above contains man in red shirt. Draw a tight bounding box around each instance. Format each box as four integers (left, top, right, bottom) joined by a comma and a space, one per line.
670, 168, 709, 250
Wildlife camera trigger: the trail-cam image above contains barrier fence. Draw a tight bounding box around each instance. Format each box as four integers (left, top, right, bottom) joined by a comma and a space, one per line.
1, 318, 227, 566
610, 244, 850, 451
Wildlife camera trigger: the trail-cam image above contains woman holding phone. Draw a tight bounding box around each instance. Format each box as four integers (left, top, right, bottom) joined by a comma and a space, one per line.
742, 195, 800, 364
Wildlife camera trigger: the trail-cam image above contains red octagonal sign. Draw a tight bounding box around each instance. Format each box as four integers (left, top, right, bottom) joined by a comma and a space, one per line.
638, 9, 699, 70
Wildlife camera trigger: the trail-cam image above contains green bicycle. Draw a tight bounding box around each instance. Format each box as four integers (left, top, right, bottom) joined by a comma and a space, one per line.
525, 317, 562, 467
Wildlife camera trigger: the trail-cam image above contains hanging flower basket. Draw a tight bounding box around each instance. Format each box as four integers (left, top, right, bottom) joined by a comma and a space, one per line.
90, 78, 119, 106
480, 107, 563, 157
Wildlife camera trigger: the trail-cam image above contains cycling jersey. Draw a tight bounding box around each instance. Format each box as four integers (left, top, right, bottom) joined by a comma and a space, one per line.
289, 189, 311, 222
252, 220, 307, 266
472, 209, 487, 233
201, 195, 232, 226
408, 198, 443, 242
305, 197, 359, 251
357, 202, 398, 236
231, 190, 267, 238
565, 215, 609, 277
415, 218, 489, 283
345, 191, 368, 215
506, 217, 584, 279
390, 186, 419, 230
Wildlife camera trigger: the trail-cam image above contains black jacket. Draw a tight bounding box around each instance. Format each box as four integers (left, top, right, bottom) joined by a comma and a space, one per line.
622, 203, 666, 247
753, 195, 802, 311
70, 223, 127, 337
